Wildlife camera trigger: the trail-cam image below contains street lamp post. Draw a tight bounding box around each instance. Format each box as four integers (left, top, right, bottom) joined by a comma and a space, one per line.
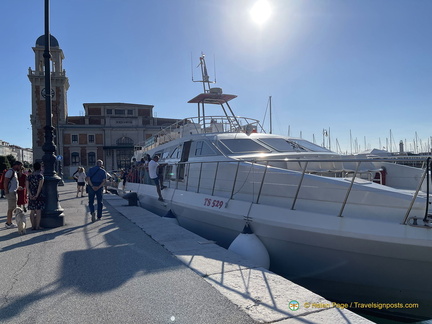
41, 0, 64, 227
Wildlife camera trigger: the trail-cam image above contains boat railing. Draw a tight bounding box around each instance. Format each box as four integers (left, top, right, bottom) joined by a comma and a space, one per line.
135, 115, 262, 151
159, 156, 432, 225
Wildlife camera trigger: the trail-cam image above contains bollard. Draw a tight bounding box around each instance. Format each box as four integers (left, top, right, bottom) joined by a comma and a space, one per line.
123, 192, 138, 206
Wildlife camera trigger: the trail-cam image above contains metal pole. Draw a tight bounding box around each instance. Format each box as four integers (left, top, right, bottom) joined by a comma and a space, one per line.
211, 162, 219, 196
196, 162, 203, 193
423, 157, 430, 222
256, 161, 269, 204
41, 0, 64, 227
291, 161, 309, 210
338, 162, 361, 217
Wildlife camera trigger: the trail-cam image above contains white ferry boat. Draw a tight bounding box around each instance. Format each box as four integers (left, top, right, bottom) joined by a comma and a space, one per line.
126, 55, 432, 321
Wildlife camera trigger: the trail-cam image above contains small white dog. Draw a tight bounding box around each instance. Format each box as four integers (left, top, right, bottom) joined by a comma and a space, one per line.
14, 207, 27, 235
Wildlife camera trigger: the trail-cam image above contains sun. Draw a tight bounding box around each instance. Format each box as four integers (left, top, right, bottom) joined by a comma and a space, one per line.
250, 0, 272, 25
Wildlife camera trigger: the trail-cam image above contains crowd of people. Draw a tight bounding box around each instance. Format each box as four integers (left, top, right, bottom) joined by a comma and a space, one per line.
2, 155, 166, 230
119, 155, 166, 201
1, 159, 109, 228
1, 161, 45, 230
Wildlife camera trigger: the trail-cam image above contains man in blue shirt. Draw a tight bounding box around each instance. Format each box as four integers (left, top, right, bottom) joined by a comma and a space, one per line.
86, 159, 107, 222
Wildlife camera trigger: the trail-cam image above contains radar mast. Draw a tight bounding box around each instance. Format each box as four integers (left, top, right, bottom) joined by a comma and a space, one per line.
189, 54, 242, 132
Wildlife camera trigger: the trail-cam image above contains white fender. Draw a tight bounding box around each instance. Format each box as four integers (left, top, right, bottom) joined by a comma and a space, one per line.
228, 224, 270, 269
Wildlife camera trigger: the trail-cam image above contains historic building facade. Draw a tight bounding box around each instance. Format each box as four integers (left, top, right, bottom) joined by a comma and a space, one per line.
0, 140, 33, 163
28, 35, 177, 178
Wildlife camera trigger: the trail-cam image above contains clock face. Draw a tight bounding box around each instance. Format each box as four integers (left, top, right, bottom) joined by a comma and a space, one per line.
41, 87, 55, 99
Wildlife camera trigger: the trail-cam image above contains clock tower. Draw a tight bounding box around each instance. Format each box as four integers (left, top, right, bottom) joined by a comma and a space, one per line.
28, 34, 69, 161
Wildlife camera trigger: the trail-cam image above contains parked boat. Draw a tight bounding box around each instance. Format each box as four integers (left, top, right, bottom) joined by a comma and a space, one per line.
126, 55, 432, 321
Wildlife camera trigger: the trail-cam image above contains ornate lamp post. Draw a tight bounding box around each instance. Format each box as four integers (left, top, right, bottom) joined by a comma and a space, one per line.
41, 0, 65, 227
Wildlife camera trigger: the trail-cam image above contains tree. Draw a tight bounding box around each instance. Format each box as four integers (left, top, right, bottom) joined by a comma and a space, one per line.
0, 155, 11, 172
6, 154, 16, 166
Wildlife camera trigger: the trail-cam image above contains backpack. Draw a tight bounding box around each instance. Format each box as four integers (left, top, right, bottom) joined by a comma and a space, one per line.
0, 169, 13, 190
0, 169, 8, 190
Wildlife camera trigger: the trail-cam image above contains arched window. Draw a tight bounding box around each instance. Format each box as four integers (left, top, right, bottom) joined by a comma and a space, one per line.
71, 152, 79, 165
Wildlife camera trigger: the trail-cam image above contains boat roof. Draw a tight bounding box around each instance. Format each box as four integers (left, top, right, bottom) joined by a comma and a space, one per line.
188, 93, 237, 104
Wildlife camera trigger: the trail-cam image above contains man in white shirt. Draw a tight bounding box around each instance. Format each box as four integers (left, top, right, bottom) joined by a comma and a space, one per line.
148, 156, 164, 202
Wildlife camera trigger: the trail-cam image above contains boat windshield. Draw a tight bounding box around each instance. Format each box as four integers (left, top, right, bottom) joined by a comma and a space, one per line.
291, 139, 332, 152
257, 138, 307, 152
219, 139, 271, 154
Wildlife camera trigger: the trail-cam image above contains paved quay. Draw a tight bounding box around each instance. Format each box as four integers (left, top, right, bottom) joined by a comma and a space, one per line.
0, 181, 371, 324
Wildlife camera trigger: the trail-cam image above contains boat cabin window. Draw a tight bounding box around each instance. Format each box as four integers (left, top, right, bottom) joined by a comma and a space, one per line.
219, 139, 271, 154
257, 138, 307, 152
170, 146, 181, 159
190, 141, 218, 157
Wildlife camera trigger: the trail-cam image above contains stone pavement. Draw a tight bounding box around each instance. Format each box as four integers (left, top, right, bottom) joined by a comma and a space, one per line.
0, 181, 371, 324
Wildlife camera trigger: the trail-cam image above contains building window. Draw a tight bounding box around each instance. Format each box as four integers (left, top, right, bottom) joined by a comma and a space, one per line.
127, 109, 133, 115
72, 135, 78, 143
107, 109, 112, 115
117, 136, 134, 146
88, 135, 95, 143
115, 109, 125, 115
71, 152, 79, 165
116, 137, 134, 170
88, 152, 96, 166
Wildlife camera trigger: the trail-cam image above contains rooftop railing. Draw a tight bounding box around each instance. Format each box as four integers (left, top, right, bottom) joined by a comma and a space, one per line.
135, 115, 262, 151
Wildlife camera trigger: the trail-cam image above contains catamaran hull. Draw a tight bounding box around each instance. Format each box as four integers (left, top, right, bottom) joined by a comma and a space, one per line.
127, 182, 432, 320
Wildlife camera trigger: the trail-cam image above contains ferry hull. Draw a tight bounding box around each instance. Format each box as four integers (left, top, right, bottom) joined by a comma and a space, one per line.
127, 182, 432, 320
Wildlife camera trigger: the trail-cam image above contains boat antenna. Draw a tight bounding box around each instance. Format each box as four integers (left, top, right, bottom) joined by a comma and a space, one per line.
193, 53, 215, 93
191, 52, 194, 82
213, 54, 217, 84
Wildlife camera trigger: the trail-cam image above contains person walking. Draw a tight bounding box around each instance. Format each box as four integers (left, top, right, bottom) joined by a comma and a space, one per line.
4, 161, 23, 228
26, 162, 44, 230
73, 167, 87, 197
86, 160, 107, 222
17, 166, 28, 212
148, 155, 164, 202
0, 168, 5, 198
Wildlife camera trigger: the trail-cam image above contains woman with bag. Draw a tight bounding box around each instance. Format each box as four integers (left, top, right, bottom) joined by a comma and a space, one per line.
26, 162, 44, 230
17, 166, 28, 212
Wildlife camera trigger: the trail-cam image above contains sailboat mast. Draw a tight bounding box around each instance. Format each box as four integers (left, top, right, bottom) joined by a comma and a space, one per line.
269, 96, 272, 134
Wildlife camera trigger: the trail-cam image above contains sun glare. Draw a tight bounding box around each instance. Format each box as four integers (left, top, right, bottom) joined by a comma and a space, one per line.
250, 0, 272, 25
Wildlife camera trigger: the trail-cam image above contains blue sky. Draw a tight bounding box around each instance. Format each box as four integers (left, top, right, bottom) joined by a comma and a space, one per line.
1, 0, 432, 154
